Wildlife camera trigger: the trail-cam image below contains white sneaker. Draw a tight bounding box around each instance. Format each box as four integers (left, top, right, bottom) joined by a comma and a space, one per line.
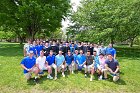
47, 75, 50, 79
85, 74, 87, 78
54, 77, 57, 80
72, 71, 74, 74
49, 76, 53, 79
47, 75, 53, 79
62, 73, 65, 77
90, 78, 93, 81
98, 75, 102, 80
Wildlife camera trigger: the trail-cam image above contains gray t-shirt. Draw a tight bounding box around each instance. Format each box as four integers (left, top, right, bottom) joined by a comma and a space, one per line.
86, 55, 93, 65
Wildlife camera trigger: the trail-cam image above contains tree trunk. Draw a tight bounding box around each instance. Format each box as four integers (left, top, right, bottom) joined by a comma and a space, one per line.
110, 36, 114, 47
129, 38, 134, 47
19, 36, 24, 45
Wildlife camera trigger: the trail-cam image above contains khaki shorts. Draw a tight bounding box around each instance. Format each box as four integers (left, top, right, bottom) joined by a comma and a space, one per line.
24, 67, 38, 80
50, 64, 57, 69
84, 64, 94, 72
57, 65, 65, 71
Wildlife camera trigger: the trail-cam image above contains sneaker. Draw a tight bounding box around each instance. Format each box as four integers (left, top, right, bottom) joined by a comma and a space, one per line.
62, 73, 65, 77
47, 75, 53, 79
85, 74, 87, 78
54, 76, 57, 80
98, 75, 102, 80
72, 71, 74, 74
49, 76, 53, 79
90, 78, 93, 81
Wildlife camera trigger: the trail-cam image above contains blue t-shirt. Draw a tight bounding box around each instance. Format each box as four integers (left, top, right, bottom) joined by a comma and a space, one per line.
73, 54, 78, 63
105, 59, 119, 72
55, 55, 65, 66
36, 45, 44, 56
106, 47, 116, 57
65, 55, 74, 65
70, 47, 75, 54
93, 55, 100, 65
99, 47, 106, 55
46, 55, 55, 65
29, 45, 37, 55
20, 56, 36, 74
70, 44, 77, 49
76, 54, 86, 65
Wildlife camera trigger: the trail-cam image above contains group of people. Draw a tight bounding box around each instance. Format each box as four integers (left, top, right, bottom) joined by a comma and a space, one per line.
20, 39, 120, 84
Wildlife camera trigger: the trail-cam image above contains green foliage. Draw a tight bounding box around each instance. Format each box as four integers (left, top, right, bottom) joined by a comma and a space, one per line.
0, 0, 71, 40
68, 0, 140, 45
0, 27, 17, 40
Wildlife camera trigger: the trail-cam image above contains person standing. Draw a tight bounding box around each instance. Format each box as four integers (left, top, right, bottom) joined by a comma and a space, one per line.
43, 41, 51, 57
23, 39, 32, 57
50, 41, 59, 55
88, 44, 94, 55
105, 44, 116, 59
63, 42, 70, 56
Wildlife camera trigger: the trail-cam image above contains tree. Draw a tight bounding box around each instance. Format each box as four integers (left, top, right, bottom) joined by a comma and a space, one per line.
68, 0, 140, 46
0, 0, 71, 43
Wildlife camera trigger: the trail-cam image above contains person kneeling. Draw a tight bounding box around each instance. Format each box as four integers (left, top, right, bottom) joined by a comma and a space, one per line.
84, 50, 95, 81
76, 50, 86, 72
55, 50, 66, 77
65, 51, 75, 74
36, 50, 53, 80
104, 54, 120, 82
46, 50, 57, 80
20, 51, 39, 83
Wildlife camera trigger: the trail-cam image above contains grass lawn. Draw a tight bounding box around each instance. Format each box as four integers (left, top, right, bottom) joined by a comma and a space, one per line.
0, 42, 140, 93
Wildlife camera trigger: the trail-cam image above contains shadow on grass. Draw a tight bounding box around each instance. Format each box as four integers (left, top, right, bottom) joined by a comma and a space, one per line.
106, 72, 126, 85
0, 43, 23, 57
115, 47, 140, 58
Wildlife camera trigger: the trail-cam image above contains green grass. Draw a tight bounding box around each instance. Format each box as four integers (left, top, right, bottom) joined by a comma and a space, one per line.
0, 43, 140, 93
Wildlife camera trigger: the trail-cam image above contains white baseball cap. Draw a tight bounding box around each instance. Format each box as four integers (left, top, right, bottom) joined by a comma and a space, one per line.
29, 51, 34, 54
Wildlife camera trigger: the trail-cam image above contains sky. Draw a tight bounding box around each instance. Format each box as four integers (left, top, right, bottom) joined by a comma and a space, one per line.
61, 0, 81, 32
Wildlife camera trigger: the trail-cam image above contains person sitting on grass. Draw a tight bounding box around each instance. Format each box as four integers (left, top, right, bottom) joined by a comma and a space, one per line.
84, 50, 95, 81
65, 50, 75, 74
93, 51, 102, 80
76, 50, 86, 73
55, 50, 66, 77
46, 50, 57, 80
104, 54, 120, 82
36, 50, 53, 80
20, 51, 39, 83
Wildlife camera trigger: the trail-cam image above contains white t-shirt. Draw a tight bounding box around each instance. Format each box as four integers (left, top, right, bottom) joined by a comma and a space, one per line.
36, 56, 46, 69
24, 43, 31, 54
94, 47, 100, 56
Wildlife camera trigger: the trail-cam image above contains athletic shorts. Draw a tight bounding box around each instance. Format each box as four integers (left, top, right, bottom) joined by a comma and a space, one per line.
84, 64, 94, 72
